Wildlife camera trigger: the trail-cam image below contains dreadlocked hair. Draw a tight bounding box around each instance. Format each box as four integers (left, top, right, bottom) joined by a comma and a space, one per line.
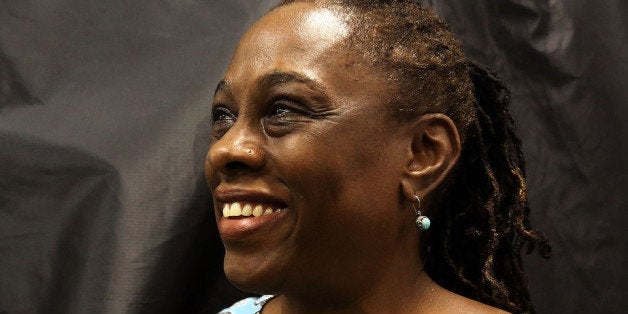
426, 62, 552, 314
276, 0, 551, 313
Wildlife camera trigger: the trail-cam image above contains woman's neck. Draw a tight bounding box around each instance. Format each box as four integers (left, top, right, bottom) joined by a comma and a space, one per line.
266, 270, 438, 314
263, 272, 507, 314
260, 226, 430, 313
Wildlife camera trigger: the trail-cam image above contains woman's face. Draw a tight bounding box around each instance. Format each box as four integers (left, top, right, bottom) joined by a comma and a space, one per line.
206, 3, 418, 294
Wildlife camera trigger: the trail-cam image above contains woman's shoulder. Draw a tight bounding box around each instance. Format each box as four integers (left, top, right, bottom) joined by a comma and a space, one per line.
218, 295, 275, 314
427, 284, 509, 314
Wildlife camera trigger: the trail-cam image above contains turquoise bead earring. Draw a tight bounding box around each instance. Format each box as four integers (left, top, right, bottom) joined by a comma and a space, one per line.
413, 194, 431, 231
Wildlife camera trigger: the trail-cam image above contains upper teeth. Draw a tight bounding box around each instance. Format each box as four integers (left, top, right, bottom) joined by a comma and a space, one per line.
222, 202, 283, 218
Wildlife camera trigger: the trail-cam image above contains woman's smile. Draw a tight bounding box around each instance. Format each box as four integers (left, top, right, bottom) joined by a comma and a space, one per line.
213, 187, 290, 241
218, 204, 287, 241
221, 203, 284, 218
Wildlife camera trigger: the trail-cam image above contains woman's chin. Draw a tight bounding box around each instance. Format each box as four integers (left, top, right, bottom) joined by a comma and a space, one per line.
223, 255, 282, 293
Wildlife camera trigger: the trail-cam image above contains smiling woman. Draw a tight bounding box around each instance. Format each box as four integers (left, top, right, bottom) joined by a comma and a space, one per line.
205, 1, 550, 313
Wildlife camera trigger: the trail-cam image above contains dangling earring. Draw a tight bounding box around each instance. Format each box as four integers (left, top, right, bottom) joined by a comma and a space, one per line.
413, 194, 431, 231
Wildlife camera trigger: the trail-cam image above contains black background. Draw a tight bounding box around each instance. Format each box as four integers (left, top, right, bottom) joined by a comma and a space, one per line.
1, 1, 626, 313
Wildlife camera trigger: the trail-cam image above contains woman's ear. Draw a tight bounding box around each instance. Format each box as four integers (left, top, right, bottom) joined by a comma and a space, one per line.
400, 114, 461, 200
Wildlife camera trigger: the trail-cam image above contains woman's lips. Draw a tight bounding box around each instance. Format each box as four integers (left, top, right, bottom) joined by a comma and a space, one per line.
217, 201, 287, 240
213, 187, 289, 240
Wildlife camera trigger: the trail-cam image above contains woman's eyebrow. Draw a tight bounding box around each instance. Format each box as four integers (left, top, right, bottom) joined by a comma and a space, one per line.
260, 71, 327, 94
214, 72, 327, 98
214, 79, 232, 97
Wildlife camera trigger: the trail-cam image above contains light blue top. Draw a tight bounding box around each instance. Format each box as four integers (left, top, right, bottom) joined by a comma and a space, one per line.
219, 295, 275, 314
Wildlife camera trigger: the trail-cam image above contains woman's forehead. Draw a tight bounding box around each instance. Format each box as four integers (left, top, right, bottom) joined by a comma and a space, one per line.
223, 3, 355, 89
236, 3, 350, 58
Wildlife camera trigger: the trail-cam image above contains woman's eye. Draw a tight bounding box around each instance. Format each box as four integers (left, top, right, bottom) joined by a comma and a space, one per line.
264, 100, 314, 136
211, 106, 236, 139
212, 106, 235, 122
268, 100, 307, 118
270, 106, 292, 116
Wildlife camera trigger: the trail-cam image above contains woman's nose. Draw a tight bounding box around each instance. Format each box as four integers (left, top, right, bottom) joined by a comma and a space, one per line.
207, 122, 266, 175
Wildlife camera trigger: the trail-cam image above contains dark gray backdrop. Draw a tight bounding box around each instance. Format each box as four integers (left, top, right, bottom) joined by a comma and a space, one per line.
0, 1, 625, 313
